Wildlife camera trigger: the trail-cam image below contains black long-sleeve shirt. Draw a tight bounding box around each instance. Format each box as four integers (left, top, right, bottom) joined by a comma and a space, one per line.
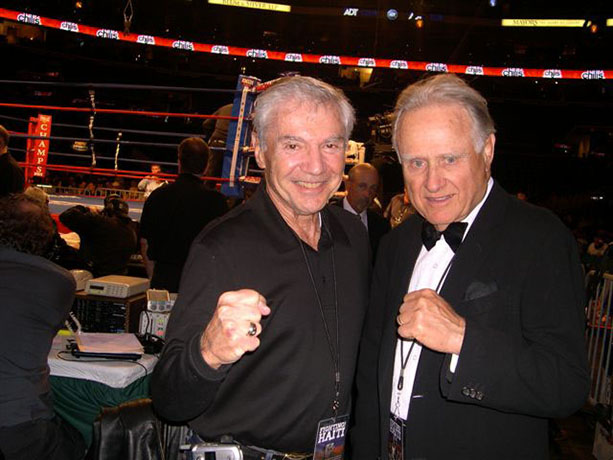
0, 152, 25, 197
139, 173, 228, 292
151, 186, 370, 452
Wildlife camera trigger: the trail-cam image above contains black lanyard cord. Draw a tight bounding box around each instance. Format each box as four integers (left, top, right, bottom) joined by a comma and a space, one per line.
397, 254, 456, 391
297, 223, 341, 417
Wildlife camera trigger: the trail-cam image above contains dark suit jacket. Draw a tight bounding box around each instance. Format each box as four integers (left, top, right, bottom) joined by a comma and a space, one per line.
0, 247, 76, 427
351, 182, 589, 459
367, 209, 391, 259
331, 198, 390, 260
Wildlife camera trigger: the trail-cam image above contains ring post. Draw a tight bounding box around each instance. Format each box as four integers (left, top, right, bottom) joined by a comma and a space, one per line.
220, 75, 260, 198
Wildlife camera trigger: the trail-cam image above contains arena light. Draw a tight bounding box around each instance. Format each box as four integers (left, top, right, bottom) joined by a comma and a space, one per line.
207, 0, 291, 13
386, 9, 398, 21
501, 19, 590, 27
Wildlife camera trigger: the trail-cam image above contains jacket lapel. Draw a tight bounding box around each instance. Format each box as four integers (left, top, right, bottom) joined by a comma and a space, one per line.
439, 182, 509, 312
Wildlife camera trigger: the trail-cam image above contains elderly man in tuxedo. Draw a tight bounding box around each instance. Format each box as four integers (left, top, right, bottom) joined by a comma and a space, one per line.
351, 74, 589, 459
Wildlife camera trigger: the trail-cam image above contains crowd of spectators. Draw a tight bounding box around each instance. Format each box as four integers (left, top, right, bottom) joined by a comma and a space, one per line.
44, 173, 144, 199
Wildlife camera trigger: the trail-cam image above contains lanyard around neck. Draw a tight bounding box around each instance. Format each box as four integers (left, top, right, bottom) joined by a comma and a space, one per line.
297, 221, 341, 417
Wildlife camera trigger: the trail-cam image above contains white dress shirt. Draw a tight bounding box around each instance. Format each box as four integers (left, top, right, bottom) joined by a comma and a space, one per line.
390, 178, 493, 420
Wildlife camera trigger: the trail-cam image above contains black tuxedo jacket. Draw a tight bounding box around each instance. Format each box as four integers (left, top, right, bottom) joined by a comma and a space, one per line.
351, 182, 589, 459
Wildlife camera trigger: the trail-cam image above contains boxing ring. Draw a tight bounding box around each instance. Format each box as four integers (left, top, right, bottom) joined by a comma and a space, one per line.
0, 74, 268, 221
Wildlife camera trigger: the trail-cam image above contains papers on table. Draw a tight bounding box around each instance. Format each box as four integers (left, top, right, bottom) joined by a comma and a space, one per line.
75, 332, 144, 355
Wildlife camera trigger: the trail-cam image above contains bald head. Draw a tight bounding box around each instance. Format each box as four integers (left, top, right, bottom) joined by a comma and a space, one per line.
345, 163, 379, 214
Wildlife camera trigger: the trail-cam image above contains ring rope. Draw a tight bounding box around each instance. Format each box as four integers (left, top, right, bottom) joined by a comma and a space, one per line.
57, 124, 209, 139
0, 80, 238, 94
20, 161, 231, 183
11, 148, 179, 168
0, 102, 239, 120
11, 133, 182, 149
0, 113, 29, 124
0, 113, 224, 139
11, 133, 227, 154
12, 147, 179, 168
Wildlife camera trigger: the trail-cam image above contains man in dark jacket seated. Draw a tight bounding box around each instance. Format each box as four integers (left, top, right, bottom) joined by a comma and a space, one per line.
0, 194, 86, 460
59, 195, 137, 277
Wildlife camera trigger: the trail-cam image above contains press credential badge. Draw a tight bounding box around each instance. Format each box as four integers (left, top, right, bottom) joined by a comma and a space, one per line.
313, 414, 348, 460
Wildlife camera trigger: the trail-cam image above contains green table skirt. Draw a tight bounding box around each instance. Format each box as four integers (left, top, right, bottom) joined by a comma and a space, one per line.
50, 375, 151, 446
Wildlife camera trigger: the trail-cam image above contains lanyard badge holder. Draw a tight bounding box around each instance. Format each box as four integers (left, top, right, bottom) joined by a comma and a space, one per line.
313, 414, 349, 460
388, 254, 457, 458
296, 220, 349, 459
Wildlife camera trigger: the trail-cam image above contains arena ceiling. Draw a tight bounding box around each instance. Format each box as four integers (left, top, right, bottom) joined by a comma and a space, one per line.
0, 0, 611, 161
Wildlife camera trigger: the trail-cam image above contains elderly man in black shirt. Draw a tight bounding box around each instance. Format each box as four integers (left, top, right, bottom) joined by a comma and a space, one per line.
139, 137, 228, 292
151, 76, 370, 458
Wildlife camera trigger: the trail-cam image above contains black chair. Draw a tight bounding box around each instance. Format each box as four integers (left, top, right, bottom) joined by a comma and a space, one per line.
87, 398, 187, 460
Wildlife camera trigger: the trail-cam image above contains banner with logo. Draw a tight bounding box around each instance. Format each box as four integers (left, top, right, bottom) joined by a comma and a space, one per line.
26, 114, 52, 179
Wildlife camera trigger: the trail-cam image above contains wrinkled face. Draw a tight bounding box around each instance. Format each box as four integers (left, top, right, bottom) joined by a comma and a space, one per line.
346, 168, 379, 214
254, 99, 346, 220
395, 103, 494, 231
151, 165, 161, 175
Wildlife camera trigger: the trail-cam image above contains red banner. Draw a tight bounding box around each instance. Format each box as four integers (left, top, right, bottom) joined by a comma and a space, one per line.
0, 8, 611, 80
27, 114, 53, 179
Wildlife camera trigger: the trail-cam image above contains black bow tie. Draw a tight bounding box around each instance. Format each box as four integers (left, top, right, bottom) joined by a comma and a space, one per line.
421, 221, 468, 253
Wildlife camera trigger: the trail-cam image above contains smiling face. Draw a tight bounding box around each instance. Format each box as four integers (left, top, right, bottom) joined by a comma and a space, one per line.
254, 99, 347, 222
395, 103, 495, 231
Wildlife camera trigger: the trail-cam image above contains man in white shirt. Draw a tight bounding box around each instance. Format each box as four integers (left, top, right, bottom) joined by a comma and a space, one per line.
351, 74, 588, 459
138, 164, 167, 198
339, 163, 390, 259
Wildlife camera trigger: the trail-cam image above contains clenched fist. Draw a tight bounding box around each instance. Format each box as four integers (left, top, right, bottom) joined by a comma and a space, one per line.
200, 289, 270, 369
396, 288, 465, 354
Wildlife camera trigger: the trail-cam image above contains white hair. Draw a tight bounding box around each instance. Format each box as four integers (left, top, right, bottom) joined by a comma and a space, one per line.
252, 76, 355, 150
392, 74, 496, 156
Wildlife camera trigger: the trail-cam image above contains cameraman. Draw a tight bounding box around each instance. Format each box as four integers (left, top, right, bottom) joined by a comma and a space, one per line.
59, 195, 136, 276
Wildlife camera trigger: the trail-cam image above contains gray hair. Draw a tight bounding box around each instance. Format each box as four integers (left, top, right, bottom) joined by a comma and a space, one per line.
24, 186, 49, 210
252, 76, 355, 150
392, 74, 496, 155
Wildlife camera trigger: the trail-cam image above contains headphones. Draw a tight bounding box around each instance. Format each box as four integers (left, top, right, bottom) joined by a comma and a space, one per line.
103, 194, 129, 218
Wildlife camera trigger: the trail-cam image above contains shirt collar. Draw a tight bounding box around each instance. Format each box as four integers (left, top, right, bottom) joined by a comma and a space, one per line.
250, 185, 350, 252
462, 177, 493, 236
342, 196, 366, 218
